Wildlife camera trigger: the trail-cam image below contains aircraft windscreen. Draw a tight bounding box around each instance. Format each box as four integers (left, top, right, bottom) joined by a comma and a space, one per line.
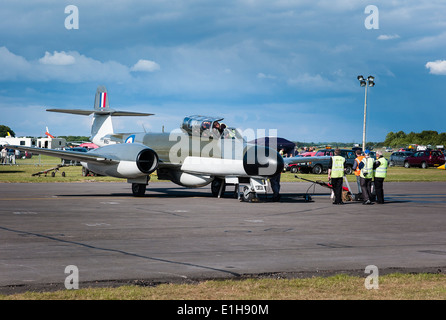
222, 127, 243, 140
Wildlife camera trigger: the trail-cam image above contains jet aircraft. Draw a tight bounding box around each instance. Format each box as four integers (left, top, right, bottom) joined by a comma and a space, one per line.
9, 86, 284, 200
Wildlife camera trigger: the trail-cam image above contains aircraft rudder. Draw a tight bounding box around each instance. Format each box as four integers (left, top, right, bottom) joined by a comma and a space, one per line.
94, 85, 109, 110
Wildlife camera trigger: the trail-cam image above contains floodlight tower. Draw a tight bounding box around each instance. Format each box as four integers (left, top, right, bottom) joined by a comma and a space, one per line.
357, 75, 375, 152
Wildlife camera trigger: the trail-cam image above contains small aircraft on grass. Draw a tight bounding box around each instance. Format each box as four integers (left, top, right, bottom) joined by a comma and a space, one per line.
9, 86, 284, 200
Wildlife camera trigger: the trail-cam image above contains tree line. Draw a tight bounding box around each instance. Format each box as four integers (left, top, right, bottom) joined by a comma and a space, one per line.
383, 131, 446, 148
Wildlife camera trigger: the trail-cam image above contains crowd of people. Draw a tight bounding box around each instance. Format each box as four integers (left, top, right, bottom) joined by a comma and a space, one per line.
272, 147, 388, 205
328, 148, 387, 205
0, 146, 20, 165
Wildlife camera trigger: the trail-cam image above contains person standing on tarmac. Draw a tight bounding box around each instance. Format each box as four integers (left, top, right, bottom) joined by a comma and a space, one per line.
352, 149, 365, 197
373, 150, 388, 204
269, 172, 281, 202
328, 148, 346, 205
358, 150, 375, 205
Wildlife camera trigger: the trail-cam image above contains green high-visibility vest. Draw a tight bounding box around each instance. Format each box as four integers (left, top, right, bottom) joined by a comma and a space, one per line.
360, 157, 375, 179
375, 157, 388, 178
331, 155, 345, 178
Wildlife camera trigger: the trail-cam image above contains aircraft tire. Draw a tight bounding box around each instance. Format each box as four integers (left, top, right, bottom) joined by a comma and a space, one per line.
132, 183, 146, 197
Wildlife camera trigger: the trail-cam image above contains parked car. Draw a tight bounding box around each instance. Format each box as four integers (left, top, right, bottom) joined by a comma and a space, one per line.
404, 150, 445, 168
389, 151, 413, 167
284, 149, 358, 174
299, 151, 316, 157
61, 147, 88, 166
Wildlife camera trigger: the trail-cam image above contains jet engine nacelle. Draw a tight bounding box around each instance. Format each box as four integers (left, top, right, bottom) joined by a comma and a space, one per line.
82, 143, 159, 179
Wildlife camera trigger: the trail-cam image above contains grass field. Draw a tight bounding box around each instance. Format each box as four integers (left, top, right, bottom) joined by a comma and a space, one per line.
1, 274, 445, 300
1, 154, 445, 300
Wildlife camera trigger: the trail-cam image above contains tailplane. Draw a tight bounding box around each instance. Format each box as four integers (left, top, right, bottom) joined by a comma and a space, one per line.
46, 86, 153, 146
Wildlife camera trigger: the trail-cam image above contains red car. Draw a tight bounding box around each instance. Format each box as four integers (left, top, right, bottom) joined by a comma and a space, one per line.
404, 150, 445, 168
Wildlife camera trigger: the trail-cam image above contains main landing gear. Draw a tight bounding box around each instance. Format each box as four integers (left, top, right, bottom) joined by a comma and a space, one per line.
129, 176, 150, 197
211, 177, 268, 202
132, 183, 146, 197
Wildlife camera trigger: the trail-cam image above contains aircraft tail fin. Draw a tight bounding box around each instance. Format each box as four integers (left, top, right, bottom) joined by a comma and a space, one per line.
45, 126, 55, 138
46, 85, 154, 146
94, 86, 110, 111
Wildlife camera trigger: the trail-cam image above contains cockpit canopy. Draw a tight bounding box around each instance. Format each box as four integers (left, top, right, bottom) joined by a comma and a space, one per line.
181, 115, 242, 140
181, 115, 223, 135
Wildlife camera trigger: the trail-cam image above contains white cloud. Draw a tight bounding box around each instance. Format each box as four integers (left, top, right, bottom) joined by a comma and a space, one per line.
0, 47, 132, 83
0, 46, 31, 80
287, 73, 326, 88
130, 59, 160, 72
39, 51, 75, 65
377, 34, 400, 41
425, 60, 446, 75
257, 72, 276, 79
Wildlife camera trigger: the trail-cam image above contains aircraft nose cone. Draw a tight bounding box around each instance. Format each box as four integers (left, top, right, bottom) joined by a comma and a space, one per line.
243, 146, 284, 177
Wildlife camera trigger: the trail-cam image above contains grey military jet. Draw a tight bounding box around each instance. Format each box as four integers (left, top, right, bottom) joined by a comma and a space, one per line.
9, 86, 283, 200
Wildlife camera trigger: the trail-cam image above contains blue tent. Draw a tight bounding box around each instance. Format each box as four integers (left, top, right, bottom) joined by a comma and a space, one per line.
250, 137, 296, 154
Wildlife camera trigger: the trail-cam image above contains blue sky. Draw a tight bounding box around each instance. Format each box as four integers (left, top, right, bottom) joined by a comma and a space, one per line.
1, 1, 445, 143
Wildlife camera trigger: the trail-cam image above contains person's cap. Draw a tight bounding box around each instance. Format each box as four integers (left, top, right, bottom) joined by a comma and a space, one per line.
364, 149, 370, 155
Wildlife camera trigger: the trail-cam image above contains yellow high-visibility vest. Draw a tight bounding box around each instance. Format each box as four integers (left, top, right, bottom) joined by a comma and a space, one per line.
331, 155, 345, 178
375, 157, 388, 178
360, 157, 375, 179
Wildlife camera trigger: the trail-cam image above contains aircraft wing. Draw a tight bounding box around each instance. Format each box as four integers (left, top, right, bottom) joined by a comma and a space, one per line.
46, 108, 154, 117
7, 145, 118, 164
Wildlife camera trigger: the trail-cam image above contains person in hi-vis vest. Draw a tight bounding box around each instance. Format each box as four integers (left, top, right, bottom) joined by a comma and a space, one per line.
328, 148, 346, 205
352, 149, 365, 195
373, 150, 388, 204
358, 150, 375, 205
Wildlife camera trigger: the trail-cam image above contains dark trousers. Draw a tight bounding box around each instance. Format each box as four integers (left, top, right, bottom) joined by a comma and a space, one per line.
374, 177, 385, 203
356, 175, 362, 194
331, 177, 343, 203
360, 177, 373, 202
270, 173, 281, 200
